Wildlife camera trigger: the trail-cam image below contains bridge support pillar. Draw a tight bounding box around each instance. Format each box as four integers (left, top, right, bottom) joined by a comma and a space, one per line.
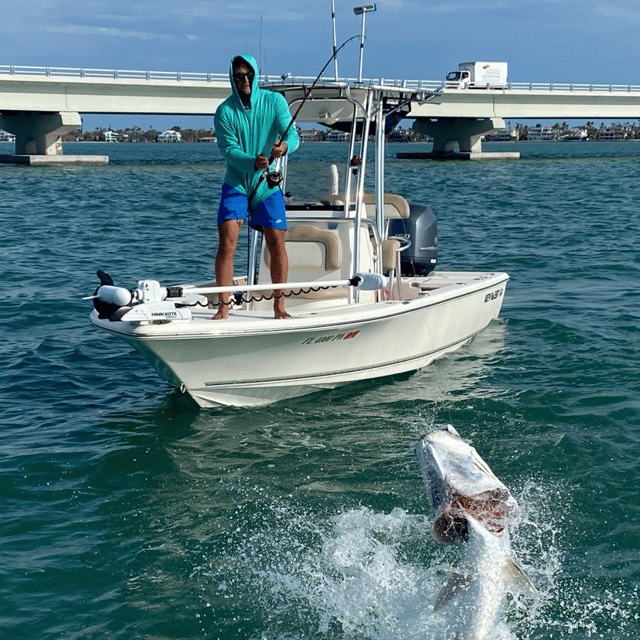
410, 117, 517, 159
0, 110, 107, 164
0, 110, 81, 155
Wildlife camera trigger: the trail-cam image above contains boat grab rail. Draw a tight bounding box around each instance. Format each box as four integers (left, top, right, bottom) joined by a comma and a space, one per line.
89, 273, 387, 316
173, 272, 386, 298
286, 203, 354, 212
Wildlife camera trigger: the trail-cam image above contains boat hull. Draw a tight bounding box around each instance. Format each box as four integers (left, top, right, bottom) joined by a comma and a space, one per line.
91, 272, 509, 407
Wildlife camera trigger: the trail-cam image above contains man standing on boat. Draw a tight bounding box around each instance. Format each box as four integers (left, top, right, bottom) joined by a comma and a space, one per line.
213, 53, 299, 319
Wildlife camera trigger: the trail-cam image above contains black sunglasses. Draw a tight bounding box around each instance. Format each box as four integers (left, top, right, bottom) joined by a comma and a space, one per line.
233, 72, 253, 83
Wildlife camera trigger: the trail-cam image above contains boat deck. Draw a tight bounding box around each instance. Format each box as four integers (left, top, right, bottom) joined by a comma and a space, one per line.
174, 270, 509, 333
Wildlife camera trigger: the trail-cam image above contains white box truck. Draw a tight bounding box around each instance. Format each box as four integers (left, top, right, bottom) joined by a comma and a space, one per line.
445, 62, 508, 89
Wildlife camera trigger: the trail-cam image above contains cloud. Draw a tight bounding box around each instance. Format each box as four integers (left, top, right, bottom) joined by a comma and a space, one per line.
595, 3, 640, 23
45, 24, 195, 42
196, 1, 307, 22
377, 0, 508, 13
89, 0, 309, 23
422, 1, 509, 13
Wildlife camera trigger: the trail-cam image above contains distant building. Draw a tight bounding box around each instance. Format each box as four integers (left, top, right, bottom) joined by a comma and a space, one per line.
484, 128, 517, 142
299, 129, 323, 143
558, 128, 588, 141
0, 129, 16, 142
103, 130, 120, 142
325, 129, 350, 142
597, 126, 628, 141
158, 130, 182, 142
525, 126, 556, 141
388, 127, 416, 142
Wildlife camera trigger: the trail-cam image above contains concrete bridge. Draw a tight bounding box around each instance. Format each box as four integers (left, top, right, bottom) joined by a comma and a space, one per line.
3, 64, 640, 161
0, 65, 229, 160
401, 78, 640, 156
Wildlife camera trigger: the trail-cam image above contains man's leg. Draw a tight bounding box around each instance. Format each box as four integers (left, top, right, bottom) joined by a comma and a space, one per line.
263, 227, 291, 319
214, 219, 243, 319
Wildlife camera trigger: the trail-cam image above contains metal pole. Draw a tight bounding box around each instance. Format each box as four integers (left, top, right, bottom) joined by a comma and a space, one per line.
354, 4, 376, 83
343, 106, 359, 216
175, 279, 360, 296
352, 90, 374, 302
357, 11, 366, 83
247, 227, 260, 286
375, 92, 385, 242
331, 0, 339, 81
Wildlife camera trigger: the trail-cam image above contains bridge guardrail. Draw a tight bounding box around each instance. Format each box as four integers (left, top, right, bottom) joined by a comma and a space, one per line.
0, 65, 229, 83
508, 81, 640, 93
3, 65, 640, 93
265, 77, 640, 93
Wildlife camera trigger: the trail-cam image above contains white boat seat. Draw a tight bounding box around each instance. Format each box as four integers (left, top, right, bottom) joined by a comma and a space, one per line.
261, 223, 347, 304
381, 238, 402, 271
319, 193, 411, 219
363, 193, 411, 219
264, 224, 343, 272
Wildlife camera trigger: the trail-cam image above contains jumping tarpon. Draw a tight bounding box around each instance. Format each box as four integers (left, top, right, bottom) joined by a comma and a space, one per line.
414, 425, 536, 640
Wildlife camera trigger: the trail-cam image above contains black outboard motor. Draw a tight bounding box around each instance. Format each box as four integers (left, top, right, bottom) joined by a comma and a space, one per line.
388, 204, 437, 276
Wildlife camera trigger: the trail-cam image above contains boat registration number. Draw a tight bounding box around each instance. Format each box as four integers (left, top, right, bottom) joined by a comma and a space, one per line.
302, 331, 360, 345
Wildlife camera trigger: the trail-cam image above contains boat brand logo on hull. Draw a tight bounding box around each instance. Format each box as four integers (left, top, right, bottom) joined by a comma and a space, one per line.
484, 288, 504, 303
302, 330, 360, 345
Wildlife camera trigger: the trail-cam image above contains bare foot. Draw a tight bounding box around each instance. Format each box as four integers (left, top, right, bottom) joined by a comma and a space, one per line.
274, 308, 292, 319
213, 304, 229, 320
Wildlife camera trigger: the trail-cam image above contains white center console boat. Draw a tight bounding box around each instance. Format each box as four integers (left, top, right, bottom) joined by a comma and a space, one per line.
89, 81, 508, 407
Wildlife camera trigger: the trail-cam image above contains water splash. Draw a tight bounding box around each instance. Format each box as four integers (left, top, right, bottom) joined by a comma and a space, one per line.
257, 506, 443, 639
213, 479, 638, 640
506, 480, 640, 640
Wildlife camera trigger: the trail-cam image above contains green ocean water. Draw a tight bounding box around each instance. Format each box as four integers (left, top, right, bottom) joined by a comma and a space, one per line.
1, 139, 639, 639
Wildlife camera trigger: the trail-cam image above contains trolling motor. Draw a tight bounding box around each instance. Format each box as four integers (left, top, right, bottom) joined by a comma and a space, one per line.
92, 269, 121, 319
89, 271, 197, 322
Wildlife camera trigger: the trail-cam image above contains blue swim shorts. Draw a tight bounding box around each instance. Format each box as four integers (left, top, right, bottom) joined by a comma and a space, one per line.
217, 184, 287, 231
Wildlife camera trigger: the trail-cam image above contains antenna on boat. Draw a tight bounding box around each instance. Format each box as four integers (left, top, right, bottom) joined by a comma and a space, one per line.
331, 0, 339, 80
259, 15, 263, 78
353, 4, 376, 83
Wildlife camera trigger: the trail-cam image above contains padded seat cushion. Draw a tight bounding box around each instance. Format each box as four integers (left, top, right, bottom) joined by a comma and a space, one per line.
264, 224, 343, 272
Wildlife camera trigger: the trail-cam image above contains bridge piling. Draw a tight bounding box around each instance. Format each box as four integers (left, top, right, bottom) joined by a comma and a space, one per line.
405, 116, 519, 160
0, 110, 108, 164
0, 110, 81, 155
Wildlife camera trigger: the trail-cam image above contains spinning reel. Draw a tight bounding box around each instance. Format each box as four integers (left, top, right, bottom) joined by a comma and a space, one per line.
266, 170, 283, 189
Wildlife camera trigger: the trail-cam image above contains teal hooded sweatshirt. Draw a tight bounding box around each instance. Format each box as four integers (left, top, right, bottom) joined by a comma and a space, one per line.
214, 54, 299, 206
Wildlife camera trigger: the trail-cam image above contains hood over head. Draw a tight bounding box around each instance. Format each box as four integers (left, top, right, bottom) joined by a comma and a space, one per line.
229, 54, 260, 108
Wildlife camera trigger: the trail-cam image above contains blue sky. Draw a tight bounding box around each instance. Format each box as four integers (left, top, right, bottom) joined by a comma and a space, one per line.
3, 0, 639, 129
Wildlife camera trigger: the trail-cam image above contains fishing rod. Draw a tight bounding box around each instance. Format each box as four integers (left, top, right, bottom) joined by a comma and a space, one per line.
244, 34, 360, 291
248, 34, 359, 206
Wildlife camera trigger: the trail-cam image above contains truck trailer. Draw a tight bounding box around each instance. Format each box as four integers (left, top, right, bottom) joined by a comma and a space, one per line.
445, 62, 508, 89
